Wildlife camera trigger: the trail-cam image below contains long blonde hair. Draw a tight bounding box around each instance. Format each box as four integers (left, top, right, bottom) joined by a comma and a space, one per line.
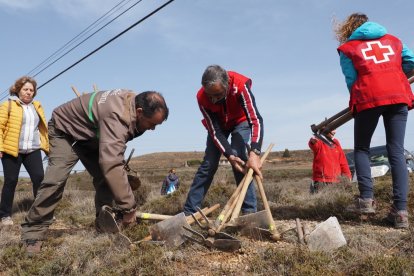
334, 13, 368, 45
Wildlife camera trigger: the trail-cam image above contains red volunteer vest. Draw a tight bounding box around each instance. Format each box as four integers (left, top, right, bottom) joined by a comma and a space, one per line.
338, 34, 413, 113
197, 71, 251, 130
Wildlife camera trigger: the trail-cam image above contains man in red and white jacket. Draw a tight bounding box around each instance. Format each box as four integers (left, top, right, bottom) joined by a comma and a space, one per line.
183, 65, 264, 215
309, 129, 351, 193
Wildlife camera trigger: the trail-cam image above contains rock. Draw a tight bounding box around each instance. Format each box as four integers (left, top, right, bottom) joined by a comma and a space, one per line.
307, 216, 347, 252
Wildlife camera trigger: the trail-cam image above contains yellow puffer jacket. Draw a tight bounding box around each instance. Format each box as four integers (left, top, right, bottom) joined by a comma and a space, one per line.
0, 99, 49, 157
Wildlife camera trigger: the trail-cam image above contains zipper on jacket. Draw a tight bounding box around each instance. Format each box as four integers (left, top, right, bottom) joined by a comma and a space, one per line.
22, 105, 34, 153
223, 101, 228, 127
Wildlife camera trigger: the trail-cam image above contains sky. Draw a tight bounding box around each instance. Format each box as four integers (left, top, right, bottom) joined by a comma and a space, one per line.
1, 0, 414, 173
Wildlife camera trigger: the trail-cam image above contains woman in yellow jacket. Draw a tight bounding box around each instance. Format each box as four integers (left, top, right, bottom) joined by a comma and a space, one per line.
0, 76, 49, 225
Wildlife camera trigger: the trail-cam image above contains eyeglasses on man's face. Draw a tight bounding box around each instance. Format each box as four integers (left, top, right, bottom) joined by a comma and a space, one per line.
205, 83, 226, 104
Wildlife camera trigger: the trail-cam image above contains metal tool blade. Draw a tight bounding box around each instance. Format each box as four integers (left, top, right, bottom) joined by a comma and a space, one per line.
96, 205, 121, 234
149, 212, 191, 248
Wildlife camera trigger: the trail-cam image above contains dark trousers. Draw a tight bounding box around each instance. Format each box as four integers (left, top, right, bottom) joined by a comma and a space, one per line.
0, 150, 44, 218
183, 121, 257, 215
21, 121, 114, 241
354, 104, 408, 210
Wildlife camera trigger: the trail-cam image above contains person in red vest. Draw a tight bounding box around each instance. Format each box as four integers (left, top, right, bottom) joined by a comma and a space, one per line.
183, 65, 264, 216
309, 129, 351, 194
335, 13, 414, 228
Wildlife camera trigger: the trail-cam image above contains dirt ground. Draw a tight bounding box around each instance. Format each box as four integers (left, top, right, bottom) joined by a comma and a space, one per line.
1, 149, 413, 275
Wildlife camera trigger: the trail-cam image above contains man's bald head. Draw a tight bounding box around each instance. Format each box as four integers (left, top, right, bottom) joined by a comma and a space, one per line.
135, 91, 169, 121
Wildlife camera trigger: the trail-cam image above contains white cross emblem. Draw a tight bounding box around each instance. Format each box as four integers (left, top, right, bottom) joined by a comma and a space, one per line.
361, 41, 394, 64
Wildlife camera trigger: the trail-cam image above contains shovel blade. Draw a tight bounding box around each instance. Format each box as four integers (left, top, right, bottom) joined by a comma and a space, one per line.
96, 205, 121, 234
150, 212, 190, 248
234, 210, 270, 229
233, 210, 274, 240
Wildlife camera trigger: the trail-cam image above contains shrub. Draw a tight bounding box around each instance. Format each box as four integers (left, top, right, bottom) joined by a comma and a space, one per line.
282, 148, 291, 158
186, 159, 202, 167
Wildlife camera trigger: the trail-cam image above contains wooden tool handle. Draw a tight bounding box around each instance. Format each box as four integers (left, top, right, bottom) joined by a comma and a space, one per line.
230, 143, 274, 221
136, 212, 172, 221
216, 190, 241, 232
71, 86, 81, 97
296, 218, 305, 245
254, 175, 275, 230
230, 170, 254, 221
254, 175, 280, 240
213, 174, 246, 228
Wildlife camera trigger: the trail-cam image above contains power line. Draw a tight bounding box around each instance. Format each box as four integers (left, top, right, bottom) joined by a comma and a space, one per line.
32, 0, 144, 78
36, 0, 175, 90
28, 0, 133, 77
0, 0, 147, 101
0, 0, 131, 97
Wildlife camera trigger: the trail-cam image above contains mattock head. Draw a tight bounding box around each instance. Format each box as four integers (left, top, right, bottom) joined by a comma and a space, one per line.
191, 207, 214, 230
196, 207, 210, 223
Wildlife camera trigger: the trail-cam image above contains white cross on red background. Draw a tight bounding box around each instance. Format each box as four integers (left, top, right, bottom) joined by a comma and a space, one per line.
361, 41, 394, 64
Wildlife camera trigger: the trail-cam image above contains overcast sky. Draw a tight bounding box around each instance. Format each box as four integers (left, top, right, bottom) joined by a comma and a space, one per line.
1, 0, 414, 167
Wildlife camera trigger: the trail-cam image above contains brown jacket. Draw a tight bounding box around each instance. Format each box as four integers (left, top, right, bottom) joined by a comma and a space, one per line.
52, 89, 139, 211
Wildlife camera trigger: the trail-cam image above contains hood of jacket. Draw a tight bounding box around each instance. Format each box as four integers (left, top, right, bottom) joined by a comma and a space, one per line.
168, 173, 178, 182
9, 95, 34, 105
348, 22, 387, 41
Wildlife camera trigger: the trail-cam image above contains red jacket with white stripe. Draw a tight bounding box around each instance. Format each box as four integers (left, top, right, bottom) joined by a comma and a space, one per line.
197, 71, 264, 157
309, 137, 351, 183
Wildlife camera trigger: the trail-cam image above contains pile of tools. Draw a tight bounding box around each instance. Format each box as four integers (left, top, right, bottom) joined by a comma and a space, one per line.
177, 143, 280, 252
97, 144, 281, 252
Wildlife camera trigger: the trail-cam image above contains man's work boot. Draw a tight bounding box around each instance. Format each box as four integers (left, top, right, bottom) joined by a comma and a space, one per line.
25, 240, 43, 257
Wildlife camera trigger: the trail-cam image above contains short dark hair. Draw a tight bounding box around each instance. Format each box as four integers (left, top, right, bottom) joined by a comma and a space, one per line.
135, 91, 169, 121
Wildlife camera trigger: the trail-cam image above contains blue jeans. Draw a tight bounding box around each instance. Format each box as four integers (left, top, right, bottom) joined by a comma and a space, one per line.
354, 104, 408, 210
183, 121, 257, 215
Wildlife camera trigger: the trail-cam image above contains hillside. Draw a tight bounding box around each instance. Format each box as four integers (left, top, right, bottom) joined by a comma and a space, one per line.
130, 149, 315, 168
0, 149, 413, 275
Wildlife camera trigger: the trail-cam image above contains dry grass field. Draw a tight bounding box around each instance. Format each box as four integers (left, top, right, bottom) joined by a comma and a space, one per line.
0, 149, 413, 275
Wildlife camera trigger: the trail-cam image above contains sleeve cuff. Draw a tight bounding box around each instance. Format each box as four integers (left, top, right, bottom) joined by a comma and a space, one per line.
118, 204, 137, 214
250, 142, 261, 153
223, 150, 232, 158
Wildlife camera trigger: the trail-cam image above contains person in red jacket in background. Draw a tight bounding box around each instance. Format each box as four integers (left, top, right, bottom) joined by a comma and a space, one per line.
309, 129, 351, 193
